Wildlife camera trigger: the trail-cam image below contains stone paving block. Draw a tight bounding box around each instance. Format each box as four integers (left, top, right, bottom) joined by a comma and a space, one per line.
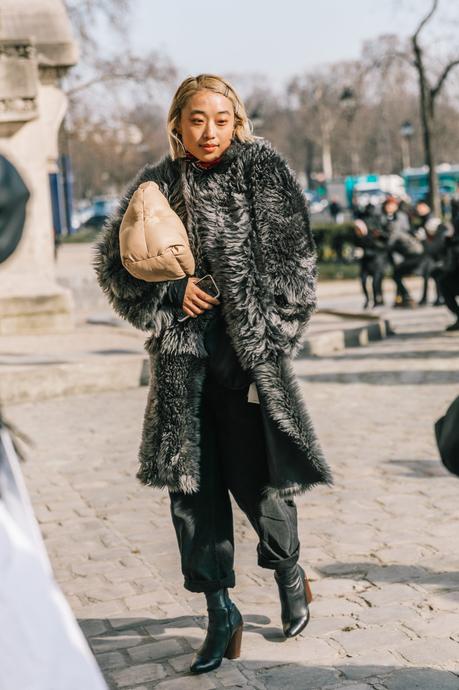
344, 649, 401, 670
91, 630, 149, 654
397, 638, 459, 666
105, 566, 154, 583
358, 584, 423, 607
85, 581, 137, 602
61, 575, 107, 596
337, 662, 395, 682
156, 601, 194, 619
146, 626, 203, 651
109, 661, 167, 687
78, 618, 109, 637
312, 578, 365, 597
94, 651, 125, 671
127, 638, 184, 663
72, 560, 117, 577
384, 668, 459, 690
215, 665, 250, 686
257, 664, 340, 689
353, 604, 422, 627
240, 632, 342, 665
331, 626, 411, 655
123, 591, 173, 611
311, 598, 363, 617
76, 599, 127, 618
168, 653, 194, 673
402, 612, 459, 638
307, 616, 356, 637
153, 675, 217, 689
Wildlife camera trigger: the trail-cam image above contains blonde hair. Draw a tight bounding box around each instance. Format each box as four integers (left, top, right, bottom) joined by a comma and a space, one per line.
167, 74, 255, 159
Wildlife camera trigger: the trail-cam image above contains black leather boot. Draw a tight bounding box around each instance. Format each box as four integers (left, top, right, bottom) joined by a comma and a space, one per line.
274, 564, 312, 638
190, 589, 243, 674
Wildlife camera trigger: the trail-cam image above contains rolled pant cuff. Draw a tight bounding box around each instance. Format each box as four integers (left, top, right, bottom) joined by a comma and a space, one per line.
184, 571, 236, 593
257, 550, 300, 571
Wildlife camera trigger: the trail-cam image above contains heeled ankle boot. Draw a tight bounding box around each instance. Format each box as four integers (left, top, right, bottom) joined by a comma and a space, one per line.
190, 588, 243, 674
274, 564, 312, 638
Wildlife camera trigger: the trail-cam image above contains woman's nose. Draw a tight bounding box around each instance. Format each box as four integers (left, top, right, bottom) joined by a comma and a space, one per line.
203, 122, 217, 139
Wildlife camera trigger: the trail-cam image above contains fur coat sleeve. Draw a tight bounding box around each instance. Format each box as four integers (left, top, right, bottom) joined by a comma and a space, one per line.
249, 142, 317, 356
93, 156, 179, 334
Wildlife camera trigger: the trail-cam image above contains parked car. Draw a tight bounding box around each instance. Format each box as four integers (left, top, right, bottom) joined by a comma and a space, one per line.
73, 197, 118, 233
304, 191, 328, 215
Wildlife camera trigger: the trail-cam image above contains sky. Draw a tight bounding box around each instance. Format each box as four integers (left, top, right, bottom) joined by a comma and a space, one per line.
123, 0, 448, 92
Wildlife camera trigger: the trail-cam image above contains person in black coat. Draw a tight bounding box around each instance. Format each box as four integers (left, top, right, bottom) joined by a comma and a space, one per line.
438, 216, 459, 331
353, 203, 388, 308
413, 201, 448, 306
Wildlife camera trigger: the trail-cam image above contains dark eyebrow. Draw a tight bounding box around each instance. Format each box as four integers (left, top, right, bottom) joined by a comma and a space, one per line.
189, 109, 231, 116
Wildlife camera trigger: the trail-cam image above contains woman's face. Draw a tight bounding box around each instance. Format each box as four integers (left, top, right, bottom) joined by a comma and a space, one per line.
178, 89, 235, 162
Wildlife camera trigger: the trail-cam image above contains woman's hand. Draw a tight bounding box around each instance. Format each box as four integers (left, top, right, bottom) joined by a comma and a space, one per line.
182, 277, 220, 318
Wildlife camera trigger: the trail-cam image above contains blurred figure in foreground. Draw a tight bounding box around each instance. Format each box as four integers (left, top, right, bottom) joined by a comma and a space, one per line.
0, 155, 107, 690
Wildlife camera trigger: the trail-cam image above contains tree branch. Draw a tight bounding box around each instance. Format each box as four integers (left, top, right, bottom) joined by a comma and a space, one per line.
413, 0, 439, 44
431, 58, 459, 101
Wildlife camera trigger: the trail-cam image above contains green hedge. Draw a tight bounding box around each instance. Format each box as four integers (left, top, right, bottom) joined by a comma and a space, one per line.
311, 222, 355, 262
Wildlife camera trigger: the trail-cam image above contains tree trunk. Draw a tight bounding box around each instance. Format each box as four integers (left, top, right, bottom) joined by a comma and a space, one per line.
321, 124, 333, 180
422, 107, 439, 215
304, 138, 315, 189
412, 11, 441, 216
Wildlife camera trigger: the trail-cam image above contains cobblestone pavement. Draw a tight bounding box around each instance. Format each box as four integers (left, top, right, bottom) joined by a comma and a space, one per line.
6, 292, 459, 690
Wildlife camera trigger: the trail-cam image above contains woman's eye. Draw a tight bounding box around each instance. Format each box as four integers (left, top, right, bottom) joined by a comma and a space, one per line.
191, 119, 203, 125
217, 121, 228, 126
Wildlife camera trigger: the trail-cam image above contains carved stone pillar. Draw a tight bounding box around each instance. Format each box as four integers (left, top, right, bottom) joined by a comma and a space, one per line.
0, 0, 78, 334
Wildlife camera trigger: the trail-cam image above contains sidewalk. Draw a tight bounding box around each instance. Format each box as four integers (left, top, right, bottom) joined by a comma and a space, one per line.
5, 266, 459, 689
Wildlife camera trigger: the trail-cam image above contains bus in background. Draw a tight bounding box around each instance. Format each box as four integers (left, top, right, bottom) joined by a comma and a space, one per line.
403, 164, 459, 204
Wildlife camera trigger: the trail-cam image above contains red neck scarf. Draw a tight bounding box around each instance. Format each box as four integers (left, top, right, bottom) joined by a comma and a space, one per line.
184, 149, 225, 170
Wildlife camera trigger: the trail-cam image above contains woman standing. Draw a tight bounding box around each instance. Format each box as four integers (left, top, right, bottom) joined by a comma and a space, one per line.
95, 74, 332, 674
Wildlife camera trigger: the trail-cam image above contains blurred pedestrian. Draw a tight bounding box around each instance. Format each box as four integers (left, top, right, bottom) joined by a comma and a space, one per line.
353, 203, 388, 308
329, 198, 342, 223
413, 201, 448, 306
438, 222, 459, 331
95, 74, 331, 674
451, 182, 459, 227
382, 197, 423, 307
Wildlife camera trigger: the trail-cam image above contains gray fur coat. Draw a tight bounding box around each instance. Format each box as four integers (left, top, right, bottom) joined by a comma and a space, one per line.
94, 138, 332, 496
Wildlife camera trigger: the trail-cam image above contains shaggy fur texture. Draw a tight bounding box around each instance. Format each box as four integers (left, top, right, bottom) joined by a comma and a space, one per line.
94, 138, 332, 495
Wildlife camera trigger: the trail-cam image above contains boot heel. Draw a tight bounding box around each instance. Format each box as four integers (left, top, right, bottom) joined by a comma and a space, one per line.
224, 624, 243, 660
304, 577, 313, 604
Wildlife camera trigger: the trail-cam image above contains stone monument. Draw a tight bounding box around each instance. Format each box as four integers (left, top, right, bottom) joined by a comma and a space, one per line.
0, 0, 78, 334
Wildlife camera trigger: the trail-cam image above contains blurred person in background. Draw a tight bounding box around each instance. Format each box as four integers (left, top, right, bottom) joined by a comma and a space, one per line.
381, 197, 424, 307
413, 201, 448, 306
353, 202, 389, 308
438, 213, 459, 331
451, 182, 459, 227
329, 198, 342, 223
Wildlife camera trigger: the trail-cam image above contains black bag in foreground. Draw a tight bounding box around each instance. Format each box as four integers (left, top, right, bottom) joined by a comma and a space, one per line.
435, 395, 459, 477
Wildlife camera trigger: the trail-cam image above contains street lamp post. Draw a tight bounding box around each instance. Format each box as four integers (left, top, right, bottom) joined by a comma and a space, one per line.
400, 120, 414, 170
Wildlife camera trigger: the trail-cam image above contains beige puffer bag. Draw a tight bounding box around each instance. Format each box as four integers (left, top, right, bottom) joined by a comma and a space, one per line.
119, 181, 195, 282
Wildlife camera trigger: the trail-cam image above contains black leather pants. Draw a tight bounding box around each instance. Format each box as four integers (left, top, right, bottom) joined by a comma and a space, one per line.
169, 371, 300, 593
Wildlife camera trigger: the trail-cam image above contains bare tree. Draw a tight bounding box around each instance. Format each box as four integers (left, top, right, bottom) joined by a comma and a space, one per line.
411, 0, 459, 214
